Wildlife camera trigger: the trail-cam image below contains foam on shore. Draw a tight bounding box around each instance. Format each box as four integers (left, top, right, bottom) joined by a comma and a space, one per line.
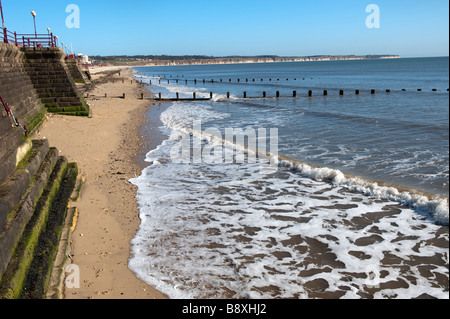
129, 102, 449, 299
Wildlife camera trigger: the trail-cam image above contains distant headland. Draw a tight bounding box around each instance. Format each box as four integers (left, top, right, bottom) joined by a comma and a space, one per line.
90, 54, 400, 66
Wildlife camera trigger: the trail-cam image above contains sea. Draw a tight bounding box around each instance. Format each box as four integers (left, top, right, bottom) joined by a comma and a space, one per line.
129, 57, 449, 299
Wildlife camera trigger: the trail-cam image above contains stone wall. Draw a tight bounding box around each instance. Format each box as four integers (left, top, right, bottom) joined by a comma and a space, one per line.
0, 43, 46, 185
0, 42, 79, 298
22, 47, 88, 115
65, 58, 89, 83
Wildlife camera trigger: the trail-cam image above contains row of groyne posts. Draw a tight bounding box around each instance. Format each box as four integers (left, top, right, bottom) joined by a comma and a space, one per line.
86, 76, 449, 101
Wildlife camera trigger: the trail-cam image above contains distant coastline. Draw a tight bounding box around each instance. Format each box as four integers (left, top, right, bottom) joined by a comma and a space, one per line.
90, 54, 400, 67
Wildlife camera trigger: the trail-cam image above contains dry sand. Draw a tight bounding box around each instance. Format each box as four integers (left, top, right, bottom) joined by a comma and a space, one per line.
36, 67, 167, 299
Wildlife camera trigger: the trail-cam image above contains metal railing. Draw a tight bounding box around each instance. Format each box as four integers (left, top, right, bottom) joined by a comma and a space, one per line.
1, 26, 59, 48
1, 26, 16, 44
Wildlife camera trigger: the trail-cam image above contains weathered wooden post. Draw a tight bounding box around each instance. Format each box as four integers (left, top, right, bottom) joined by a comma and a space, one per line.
276, 91, 280, 98
227, 92, 230, 99
308, 90, 312, 97
141, 93, 144, 100
263, 91, 266, 98
123, 93, 126, 99
339, 90, 344, 96
193, 92, 196, 100
293, 91, 297, 97
355, 90, 359, 95
244, 92, 247, 98
323, 90, 328, 96
371, 89, 376, 94
176, 93, 179, 101
210, 92, 213, 99
159, 93, 162, 101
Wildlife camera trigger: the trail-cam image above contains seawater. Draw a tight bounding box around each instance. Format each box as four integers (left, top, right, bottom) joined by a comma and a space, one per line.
129, 58, 449, 299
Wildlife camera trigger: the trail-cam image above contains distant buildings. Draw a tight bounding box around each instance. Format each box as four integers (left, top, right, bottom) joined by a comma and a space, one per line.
77, 53, 91, 65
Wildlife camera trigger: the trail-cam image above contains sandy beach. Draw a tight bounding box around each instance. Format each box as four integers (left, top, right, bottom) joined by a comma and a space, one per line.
35, 64, 449, 300
36, 67, 167, 299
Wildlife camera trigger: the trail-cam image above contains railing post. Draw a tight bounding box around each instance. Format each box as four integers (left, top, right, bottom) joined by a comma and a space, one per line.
14, 32, 18, 46
3, 27, 8, 44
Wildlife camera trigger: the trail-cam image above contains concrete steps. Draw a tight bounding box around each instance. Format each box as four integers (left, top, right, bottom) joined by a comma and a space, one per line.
0, 140, 78, 299
22, 47, 87, 113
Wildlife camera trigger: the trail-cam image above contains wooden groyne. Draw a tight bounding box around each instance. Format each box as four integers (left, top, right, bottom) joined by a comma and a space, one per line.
86, 86, 449, 102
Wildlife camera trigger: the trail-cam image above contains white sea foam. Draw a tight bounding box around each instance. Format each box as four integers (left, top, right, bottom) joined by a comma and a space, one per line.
276, 159, 449, 226
130, 66, 449, 299
128, 103, 448, 299
129, 135, 449, 299
160, 103, 449, 226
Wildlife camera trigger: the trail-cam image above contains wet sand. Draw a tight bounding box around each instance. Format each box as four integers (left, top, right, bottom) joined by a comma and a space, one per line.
37, 67, 167, 299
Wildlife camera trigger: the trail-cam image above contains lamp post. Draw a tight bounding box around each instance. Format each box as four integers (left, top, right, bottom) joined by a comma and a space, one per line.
31, 11, 37, 44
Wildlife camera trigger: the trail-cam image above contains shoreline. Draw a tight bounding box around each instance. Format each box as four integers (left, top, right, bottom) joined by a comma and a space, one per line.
37, 67, 168, 299
38, 64, 448, 299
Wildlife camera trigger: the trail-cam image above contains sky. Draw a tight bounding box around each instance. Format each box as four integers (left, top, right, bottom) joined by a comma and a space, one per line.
1, 0, 449, 57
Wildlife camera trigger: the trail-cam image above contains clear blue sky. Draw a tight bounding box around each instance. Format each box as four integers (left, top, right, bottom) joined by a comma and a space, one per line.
2, 0, 449, 57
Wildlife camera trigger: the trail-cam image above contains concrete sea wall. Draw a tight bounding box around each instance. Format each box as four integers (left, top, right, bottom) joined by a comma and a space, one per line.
0, 42, 82, 299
